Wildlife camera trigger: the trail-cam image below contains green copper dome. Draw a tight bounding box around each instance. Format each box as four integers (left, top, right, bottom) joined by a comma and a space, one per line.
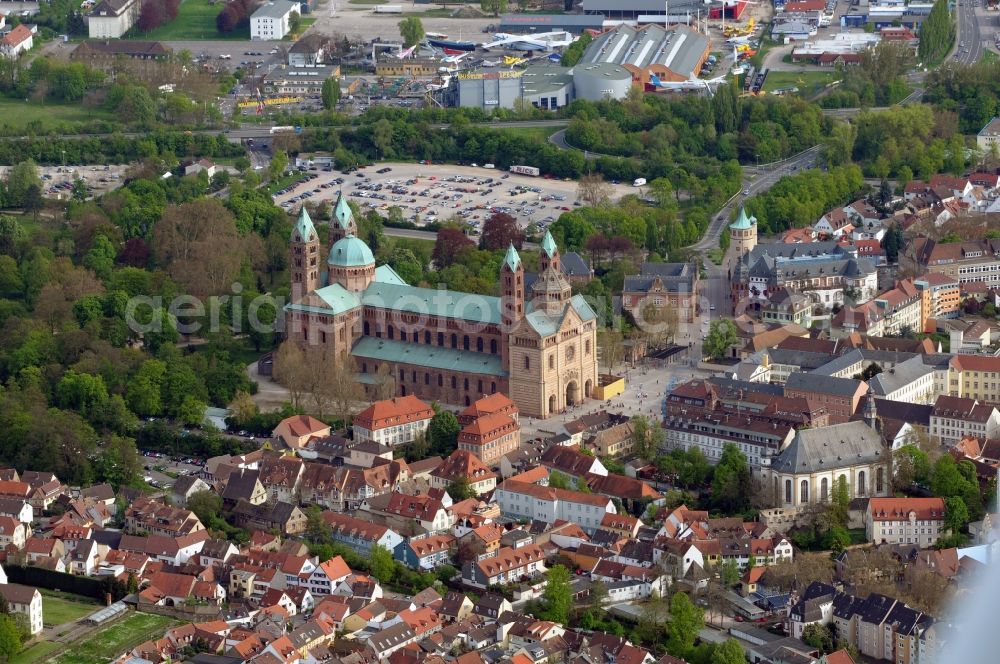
730, 206, 756, 231
292, 207, 317, 243
328, 235, 374, 267
503, 243, 521, 271
540, 229, 557, 258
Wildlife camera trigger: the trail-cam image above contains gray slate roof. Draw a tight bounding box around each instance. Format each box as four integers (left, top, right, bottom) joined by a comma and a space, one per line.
770, 421, 884, 474
785, 372, 864, 397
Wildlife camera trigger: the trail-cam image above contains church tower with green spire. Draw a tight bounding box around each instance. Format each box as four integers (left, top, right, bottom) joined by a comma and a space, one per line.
329, 191, 358, 249
500, 243, 525, 371
290, 206, 320, 301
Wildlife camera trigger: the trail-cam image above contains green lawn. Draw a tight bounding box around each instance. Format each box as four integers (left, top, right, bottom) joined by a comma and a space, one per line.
10, 641, 62, 664
762, 70, 842, 95
0, 98, 114, 131
49, 613, 178, 664
41, 592, 101, 627
131, 0, 250, 40
497, 126, 558, 141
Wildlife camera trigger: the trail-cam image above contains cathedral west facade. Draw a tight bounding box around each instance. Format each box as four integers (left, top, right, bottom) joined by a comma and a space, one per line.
284, 194, 599, 419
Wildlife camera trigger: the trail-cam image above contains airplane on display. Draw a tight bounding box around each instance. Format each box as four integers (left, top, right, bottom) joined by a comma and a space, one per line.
394, 45, 417, 59
726, 34, 753, 45
503, 55, 527, 66
441, 52, 472, 64
649, 73, 728, 96
481, 31, 576, 51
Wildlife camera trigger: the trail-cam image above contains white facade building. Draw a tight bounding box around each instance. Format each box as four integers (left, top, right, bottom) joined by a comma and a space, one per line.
495, 480, 615, 533
87, 0, 140, 39
250, 1, 299, 41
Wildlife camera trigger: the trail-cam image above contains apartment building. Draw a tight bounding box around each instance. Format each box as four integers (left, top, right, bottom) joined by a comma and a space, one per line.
87, 0, 141, 39
250, 1, 299, 41
866, 497, 946, 547
908, 236, 1000, 289
495, 480, 616, 533
456, 412, 520, 467
784, 373, 868, 424
914, 272, 961, 321
947, 354, 1000, 403
462, 544, 547, 588
929, 395, 1000, 445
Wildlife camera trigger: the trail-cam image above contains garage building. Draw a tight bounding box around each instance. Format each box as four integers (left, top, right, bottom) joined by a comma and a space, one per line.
579, 23, 710, 85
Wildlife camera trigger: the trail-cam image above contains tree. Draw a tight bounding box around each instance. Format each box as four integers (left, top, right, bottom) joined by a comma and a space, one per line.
0, 614, 20, 661
321, 78, 340, 110
666, 591, 704, 658
447, 476, 477, 501
398, 17, 425, 48
539, 564, 571, 624
577, 173, 613, 207
428, 409, 460, 457
269, 150, 288, 181
187, 490, 223, 525
703, 319, 737, 360
711, 639, 747, 664
480, 0, 508, 17
288, 10, 301, 36
479, 212, 524, 251
631, 415, 665, 460
151, 199, 243, 296
719, 559, 740, 587
918, 0, 954, 64
23, 184, 42, 219
432, 227, 473, 267
638, 301, 679, 347
802, 624, 835, 654
548, 470, 572, 490
5, 160, 40, 208
712, 443, 751, 513
944, 495, 969, 535
370, 545, 395, 583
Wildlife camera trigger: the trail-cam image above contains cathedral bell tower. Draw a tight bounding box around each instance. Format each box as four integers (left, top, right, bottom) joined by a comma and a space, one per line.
539, 229, 560, 273
290, 207, 320, 302
329, 190, 358, 249
501, 244, 525, 371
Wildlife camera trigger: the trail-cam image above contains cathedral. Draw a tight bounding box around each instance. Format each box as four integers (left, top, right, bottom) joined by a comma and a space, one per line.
284, 193, 600, 419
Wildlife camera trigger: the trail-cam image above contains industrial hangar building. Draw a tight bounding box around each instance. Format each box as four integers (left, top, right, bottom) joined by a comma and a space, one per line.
580, 23, 711, 85
580, 0, 739, 21
448, 62, 632, 111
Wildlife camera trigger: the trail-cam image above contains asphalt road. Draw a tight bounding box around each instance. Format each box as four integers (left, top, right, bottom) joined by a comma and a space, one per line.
956, 0, 984, 65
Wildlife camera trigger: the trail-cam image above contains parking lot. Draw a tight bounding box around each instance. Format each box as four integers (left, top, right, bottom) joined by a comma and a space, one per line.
0, 164, 129, 200
273, 162, 634, 233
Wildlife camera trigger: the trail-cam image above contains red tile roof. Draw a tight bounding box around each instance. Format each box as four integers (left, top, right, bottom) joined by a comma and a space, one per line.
1, 25, 32, 48
868, 497, 946, 521
354, 395, 434, 431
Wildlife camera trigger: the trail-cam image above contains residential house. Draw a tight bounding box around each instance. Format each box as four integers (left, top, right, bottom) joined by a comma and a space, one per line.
221, 469, 268, 508
321, 512, 404, 557
68, 539, 103, 576
394, 534, 455, 570
462, 544, 547, 589
230, 500, 306, 536
0, 517, 27, 550
430, 450, 497, 496
272, 415, 330, 451
0, 25, 33, 59
125, 496, 205, 537
495, 480, 616, 534
0, 500, 32, 524
0, 582, 42, 635
978, 117, 1000, 150
171, 476, 211, 508
258, 455, 305, 504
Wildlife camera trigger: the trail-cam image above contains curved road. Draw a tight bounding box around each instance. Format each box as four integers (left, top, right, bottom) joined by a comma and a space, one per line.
956, 0, 984, 65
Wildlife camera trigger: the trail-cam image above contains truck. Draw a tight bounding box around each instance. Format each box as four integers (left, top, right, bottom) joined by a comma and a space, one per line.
270, 126, 295, 134
633, 177, 647, 187
510, 165, 540, 177
373, 4, 403, 12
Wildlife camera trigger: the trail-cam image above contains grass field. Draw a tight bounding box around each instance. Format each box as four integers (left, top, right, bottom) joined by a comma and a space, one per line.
497, 126, 558, 141
132, 0, 251, 41
49, 612, 178, 664
10, 641, 61, 664
762, 70, 842, 95
0, 98, 114, 131
41, 591, 101, 627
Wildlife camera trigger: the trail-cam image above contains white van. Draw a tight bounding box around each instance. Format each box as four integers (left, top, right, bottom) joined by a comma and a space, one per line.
633, 177, 647, 187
